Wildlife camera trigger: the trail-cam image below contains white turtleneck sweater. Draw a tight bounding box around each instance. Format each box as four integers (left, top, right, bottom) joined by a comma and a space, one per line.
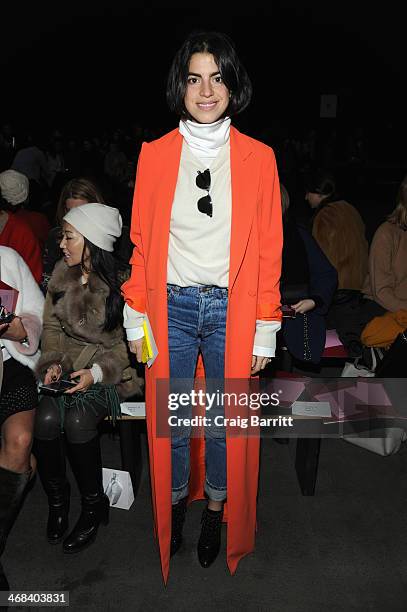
123, 117, 281, 357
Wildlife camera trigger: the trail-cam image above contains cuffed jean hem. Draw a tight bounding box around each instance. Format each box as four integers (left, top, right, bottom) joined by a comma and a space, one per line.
204, 481, 227, 502
172, 485, 189, 504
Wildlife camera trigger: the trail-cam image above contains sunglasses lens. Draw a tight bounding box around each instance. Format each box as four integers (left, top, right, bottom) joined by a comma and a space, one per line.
197, 194, 212, 217
196, 169, 211, 190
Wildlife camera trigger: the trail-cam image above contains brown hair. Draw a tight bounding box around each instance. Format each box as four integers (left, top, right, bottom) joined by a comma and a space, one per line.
387, 174, 407, 230
56, 177, 105, 225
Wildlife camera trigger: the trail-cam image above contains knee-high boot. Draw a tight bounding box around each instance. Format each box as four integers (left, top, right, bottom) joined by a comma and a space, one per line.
62, 435, 109, 554
33, 437, 70, 544
0, 466, 32, 591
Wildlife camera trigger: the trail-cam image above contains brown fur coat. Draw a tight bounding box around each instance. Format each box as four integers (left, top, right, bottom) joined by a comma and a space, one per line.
36, 260, 143, 399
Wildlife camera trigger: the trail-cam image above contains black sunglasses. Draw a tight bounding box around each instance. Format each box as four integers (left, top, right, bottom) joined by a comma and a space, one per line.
196, 169, 212, 217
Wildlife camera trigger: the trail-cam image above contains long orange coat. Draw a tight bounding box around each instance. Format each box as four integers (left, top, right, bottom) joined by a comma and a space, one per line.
122, 126, 283, 582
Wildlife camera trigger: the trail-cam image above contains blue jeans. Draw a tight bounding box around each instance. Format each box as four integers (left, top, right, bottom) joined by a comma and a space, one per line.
167, 284, 227, 504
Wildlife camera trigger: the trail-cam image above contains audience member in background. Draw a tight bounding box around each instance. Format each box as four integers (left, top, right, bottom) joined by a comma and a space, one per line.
305, 169, 369, 353
362, 174, 407, 312
305, 169, 368, 291
279, 184, 337, 365
0, 170, 43, 283
104, 141, 128, 180
0, 169, 50, 249
46, 138, 65, 188
43, 177, 105, 284
79, 138, 103, 178
34, 203, 143, 555
0, 245, 44, 591
355, 173, 407, 357
0, 123, 16, 171
12, 135, 50, 209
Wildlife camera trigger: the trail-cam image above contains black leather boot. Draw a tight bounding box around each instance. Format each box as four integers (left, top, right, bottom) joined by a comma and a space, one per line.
0, 466, 32, 591
197, 505, 224, 568
170, 497, 188, 557
33, 437, 70, 543
63, 436, 109, 554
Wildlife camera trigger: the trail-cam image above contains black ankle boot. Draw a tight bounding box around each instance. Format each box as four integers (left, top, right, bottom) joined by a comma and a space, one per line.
33, 437, 70, 544
170, 497, 188, 557
63, 436, 109, 554
0, 466, 32, 592
197, 506, 223, 568
62, 493, 109, 554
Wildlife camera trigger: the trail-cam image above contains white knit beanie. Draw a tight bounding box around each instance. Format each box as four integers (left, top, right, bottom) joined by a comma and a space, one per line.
63, 203, 123, 252
0, 169, 29, 205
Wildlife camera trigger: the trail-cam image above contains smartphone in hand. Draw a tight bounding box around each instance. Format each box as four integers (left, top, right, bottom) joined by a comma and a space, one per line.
39, 379, 78, 395
281, 305, 296, 318
0, 304, 15, 324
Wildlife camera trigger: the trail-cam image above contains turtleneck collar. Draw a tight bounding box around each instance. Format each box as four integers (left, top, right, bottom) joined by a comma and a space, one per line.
179, 116, 231, 160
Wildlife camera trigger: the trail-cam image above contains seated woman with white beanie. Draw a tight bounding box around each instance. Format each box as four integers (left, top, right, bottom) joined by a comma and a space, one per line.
34, 203, 143, 556
0, 245, 45, 591
0, 169, 43, 283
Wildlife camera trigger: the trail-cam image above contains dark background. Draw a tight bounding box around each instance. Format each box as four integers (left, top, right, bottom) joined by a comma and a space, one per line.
1, 2, 406, 234
1, 3, 406, 146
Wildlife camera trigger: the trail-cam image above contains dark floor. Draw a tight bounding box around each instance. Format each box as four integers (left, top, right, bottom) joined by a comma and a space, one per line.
5, 426, 407, 612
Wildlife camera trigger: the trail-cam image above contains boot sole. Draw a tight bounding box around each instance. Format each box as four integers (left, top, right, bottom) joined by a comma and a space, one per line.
47, 530, 68, 545
62, 520, 109, 554
63, 535, 97, 554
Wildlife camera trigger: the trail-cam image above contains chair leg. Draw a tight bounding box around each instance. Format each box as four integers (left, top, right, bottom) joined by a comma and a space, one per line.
295, 438, 321, 496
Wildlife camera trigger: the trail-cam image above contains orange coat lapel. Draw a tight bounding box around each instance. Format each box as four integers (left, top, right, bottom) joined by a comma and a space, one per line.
229, 126, 258, 291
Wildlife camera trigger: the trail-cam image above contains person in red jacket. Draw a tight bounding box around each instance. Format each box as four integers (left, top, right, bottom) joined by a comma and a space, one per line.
0, 169, 43, 283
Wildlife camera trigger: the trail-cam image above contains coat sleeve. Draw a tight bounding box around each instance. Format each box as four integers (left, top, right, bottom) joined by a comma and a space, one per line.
256, 147, 283, 321
121, 142, 151, 313
1, 247, 44, 357
297, 225, 338, 314
35, 292, 73, 379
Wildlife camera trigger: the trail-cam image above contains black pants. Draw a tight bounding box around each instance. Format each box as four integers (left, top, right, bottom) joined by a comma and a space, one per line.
34, 395, 108, 443
326, 291, 386, 358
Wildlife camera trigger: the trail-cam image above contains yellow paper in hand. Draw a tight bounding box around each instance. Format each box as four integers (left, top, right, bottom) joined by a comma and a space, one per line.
141, 320, 153, 363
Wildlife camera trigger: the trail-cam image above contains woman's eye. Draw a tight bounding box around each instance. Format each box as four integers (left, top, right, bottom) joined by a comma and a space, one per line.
214, 76, 223, 83
187, 77, 199, 85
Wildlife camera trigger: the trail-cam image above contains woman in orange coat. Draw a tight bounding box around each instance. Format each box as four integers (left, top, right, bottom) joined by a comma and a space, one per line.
121, 30, 282, 581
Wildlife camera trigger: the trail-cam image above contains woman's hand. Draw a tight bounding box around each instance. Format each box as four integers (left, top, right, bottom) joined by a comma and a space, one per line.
0, 315, 27, 342
251, 355, 272, 375
292, 299, 316, 314
0, 323, 9, 336
1, 316, 27, 342
64, 369, 94, 394
44, 363, 62, 385
128, 338, 144, 363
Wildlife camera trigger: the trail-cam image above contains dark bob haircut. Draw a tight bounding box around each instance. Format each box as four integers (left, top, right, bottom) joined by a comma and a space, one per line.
304, 168, 337, 199
166, 30, 252, 120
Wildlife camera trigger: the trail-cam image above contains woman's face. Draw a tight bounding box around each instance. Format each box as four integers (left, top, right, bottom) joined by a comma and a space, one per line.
184, 52, 230, 124
65, 197, 89, 212
60, 221, 86, 267
305, 192, 324, 209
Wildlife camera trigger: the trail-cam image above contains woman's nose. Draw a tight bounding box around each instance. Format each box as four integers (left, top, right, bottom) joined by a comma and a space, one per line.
200, 79, 213, 97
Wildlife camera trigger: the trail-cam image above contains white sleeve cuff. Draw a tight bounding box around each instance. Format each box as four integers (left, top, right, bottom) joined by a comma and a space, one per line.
253, 345, 276, 358
253, 320, 281, 357
123, 303, 145, 329
90, 363, 103, 384
126, 326, 145, 341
